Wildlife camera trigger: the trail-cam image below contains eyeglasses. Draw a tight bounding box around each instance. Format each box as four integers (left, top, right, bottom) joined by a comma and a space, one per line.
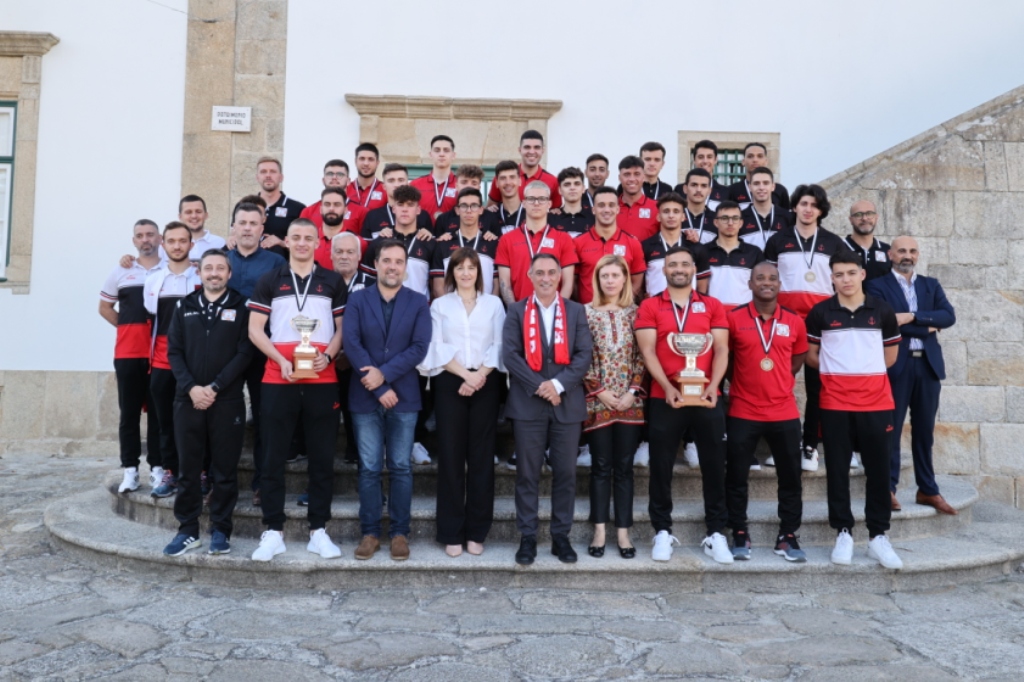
324, 172, 347, 179
457, 203, 482, 211
715, 215, 743, 223
851, 211, 877, 219
523, 197, 551, 205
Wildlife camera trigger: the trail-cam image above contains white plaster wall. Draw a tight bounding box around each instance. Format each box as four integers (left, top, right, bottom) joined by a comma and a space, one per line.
0, 0, 188, 371
283, 0, 1024, 205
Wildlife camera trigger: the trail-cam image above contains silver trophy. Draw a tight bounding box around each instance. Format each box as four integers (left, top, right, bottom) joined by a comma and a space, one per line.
290, 315, 321, 378
667, 332, 713, 405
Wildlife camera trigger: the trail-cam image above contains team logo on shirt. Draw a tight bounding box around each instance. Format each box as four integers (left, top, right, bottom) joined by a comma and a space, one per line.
275, 207, 289, 217
444, 188, 457, 198
777, 323, 790, 337
541, 238, 555, 248
316, 285, 323, 293
221, 309, 236, 321
371, 191, 383, 200
639, 209, 651, 218
869, 317, 876, 325
692, 302, 706, 313
613, 245, 626, 256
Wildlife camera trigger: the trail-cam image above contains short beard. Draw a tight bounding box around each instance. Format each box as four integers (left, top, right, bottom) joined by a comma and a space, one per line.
895, 260, 915, 275
853, 224, 874, 236
322, 213, 344, 227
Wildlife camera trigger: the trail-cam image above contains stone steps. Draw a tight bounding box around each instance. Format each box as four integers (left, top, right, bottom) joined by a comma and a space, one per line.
45, 487, 1024, 594
106, 471, 974, 546
235, 454, 912, 501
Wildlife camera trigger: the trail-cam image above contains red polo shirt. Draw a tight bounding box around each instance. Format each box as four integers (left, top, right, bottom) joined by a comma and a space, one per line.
409, 171, 458, 218
573, 227, 645, 304
495, 225, 578, 301
488, 164, 563, 208
346, 179, 388, 211
617, 193, 659, 241
299, 200, 366, 236
635, 289, 727, 400
727, 303, 808, 421
313, 229, 368, 271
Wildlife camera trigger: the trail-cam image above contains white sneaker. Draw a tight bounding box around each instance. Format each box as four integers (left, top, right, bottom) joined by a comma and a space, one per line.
493, 455, 499, 465
251, 530, 286, 562
307, 528, 341, 559
831, 529, 854, 565
801, 446, 819, 472
750, 462, 762, 471
149, 466, 165, 490
633, 441, 650, 467
851, 452, 861, 468
867, 534, 903, 570
411, 442, 431, 465
577, 445, 591, 467
765, 455, 776, 467
702, 532, 735, 564
652, 530, 680, 562
684, 442, 700, 468
119, 467, 140, 493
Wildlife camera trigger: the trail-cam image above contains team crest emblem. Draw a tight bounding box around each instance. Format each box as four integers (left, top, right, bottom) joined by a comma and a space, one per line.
221, 309, 236, 321
639, 208, 651, 218
692, 302, 706, 313
777, 323, 790, 337
613, 245, 626, 256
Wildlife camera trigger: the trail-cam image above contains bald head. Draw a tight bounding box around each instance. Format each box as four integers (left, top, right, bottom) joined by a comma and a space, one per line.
849, 199, 878, 236
890, 235, 920, 275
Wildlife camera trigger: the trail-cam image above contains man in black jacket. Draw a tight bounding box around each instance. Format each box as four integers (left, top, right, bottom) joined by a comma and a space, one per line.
163, 249, 254, 556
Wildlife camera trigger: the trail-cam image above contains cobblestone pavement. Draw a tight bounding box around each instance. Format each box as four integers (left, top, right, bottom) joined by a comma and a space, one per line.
2, 451, 1023, 681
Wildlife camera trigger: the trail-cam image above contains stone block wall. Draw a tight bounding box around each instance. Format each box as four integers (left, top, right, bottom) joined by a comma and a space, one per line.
822, 85, 1024, 506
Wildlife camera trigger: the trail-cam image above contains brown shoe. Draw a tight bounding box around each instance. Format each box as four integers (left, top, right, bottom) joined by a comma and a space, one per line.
890, 492, 901, 511
916, 491, 958, 515
355, 535, 380, 560
390, 535, 410, 561
252, 489, 262, 507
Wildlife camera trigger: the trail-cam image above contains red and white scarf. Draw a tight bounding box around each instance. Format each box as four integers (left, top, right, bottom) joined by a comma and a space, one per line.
525, 294, 570, 371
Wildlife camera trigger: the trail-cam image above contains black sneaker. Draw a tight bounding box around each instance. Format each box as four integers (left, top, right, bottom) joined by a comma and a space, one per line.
732, 530, 751, 560
774, 532, 807, 562
297, 492, 309, 507
505, 453, 517, 470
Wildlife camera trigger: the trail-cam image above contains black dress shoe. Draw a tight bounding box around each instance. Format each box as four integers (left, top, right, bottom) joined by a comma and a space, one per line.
515, 535, 537, 565
588, 544, 605, 558
551, 534, 578, 563
618, 544, 636, 559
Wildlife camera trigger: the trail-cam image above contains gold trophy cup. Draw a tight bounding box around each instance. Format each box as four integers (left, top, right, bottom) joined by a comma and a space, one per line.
667, 332, 714, 407
290, 315, 321, 380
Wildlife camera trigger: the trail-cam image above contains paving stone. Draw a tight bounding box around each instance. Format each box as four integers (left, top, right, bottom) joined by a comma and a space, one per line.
779, 609, 877, 635
102, 663, 169, 680
2, 597, 115, 632
7, 642, 123, 679
703, 623, 792, 643
0, 639, 50, 666
207, 659, 333, 681
462, 635, 515, 651
459, 613, 595, 635
241, 593, 333, 613
890, 586, 1012, 622
75, 616, 170, 657
643, 639, 748, 676
205, 609, 351, 641
748, 664, 793, 679
314, 634, 459, 670
599, 618, 689, 642
162, 656, 219, 676
388, 661, 515, 682
355, 612, 456, 633
814, 592, 899, 612
799, 665, 960, 682
660, 593, 751, 611
504, 635, 619, 679
880, 621, 1024, 677
664, 610, 753, 628
422, 588, 516, 615
744, 635, 901, 665
518, 590, 660, 617
336, 589, 423, 612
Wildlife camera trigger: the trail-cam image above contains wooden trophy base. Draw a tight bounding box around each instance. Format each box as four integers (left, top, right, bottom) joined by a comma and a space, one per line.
676, 375, 711, 407
291, 349, 319, 380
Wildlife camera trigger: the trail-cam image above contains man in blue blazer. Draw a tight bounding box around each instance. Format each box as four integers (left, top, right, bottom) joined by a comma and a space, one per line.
343, 240, 432, 561
866, 236, 957, 514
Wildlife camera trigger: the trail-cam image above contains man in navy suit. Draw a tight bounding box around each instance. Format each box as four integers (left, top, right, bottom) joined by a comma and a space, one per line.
866, 236, 957, 514
343, 240, 432, 561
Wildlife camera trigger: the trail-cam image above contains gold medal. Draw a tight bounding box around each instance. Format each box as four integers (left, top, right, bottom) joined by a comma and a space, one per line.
760, 357, 774, 372
804, 271, 816, 282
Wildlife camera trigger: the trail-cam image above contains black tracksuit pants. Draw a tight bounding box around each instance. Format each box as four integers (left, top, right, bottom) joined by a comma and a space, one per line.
725, 416, 803, 536
172, 398, 246, 538
648, 399, 727, 535
821, 408, 893, 537
260, 383, 339, 531
149, 367, 178, 472
115, 358, 160, 469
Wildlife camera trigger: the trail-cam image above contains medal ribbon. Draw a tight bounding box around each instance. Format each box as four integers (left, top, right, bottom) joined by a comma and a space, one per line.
290, 265, 316, 313
796, 228, 819, 272
524, 225, 550, 260
672, 293, 693, 333
354, 178, 379, 208
752, 308, 778, 357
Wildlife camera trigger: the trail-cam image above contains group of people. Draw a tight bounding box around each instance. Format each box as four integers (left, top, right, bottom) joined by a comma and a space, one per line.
99, 131, 957, 569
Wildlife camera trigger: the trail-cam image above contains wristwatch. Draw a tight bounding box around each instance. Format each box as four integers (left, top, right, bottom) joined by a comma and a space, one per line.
210, 382, 221, 394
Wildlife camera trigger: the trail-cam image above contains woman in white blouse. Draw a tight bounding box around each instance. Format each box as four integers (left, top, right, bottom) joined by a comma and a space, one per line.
419, 247, 506, 557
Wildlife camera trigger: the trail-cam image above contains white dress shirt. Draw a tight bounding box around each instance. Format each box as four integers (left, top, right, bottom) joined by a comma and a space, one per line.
419, 292, 506, 376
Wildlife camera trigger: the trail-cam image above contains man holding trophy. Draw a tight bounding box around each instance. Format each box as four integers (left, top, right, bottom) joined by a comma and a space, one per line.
247, 219, 346, 562
635, 245, 733, 564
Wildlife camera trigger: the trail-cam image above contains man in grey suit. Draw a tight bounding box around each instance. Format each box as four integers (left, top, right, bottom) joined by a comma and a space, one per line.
503, 253, 594, 565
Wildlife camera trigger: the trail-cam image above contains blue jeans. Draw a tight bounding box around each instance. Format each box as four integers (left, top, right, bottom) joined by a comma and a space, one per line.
351, 407, 417, 538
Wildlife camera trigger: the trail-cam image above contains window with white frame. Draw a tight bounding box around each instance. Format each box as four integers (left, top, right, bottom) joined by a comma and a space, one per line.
0, 103, 14, 282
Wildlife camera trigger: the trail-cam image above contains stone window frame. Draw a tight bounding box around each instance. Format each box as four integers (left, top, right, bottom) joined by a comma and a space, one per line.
345, 94, 563, 168
676, 130, 781, 186
0, 31, 59, 292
